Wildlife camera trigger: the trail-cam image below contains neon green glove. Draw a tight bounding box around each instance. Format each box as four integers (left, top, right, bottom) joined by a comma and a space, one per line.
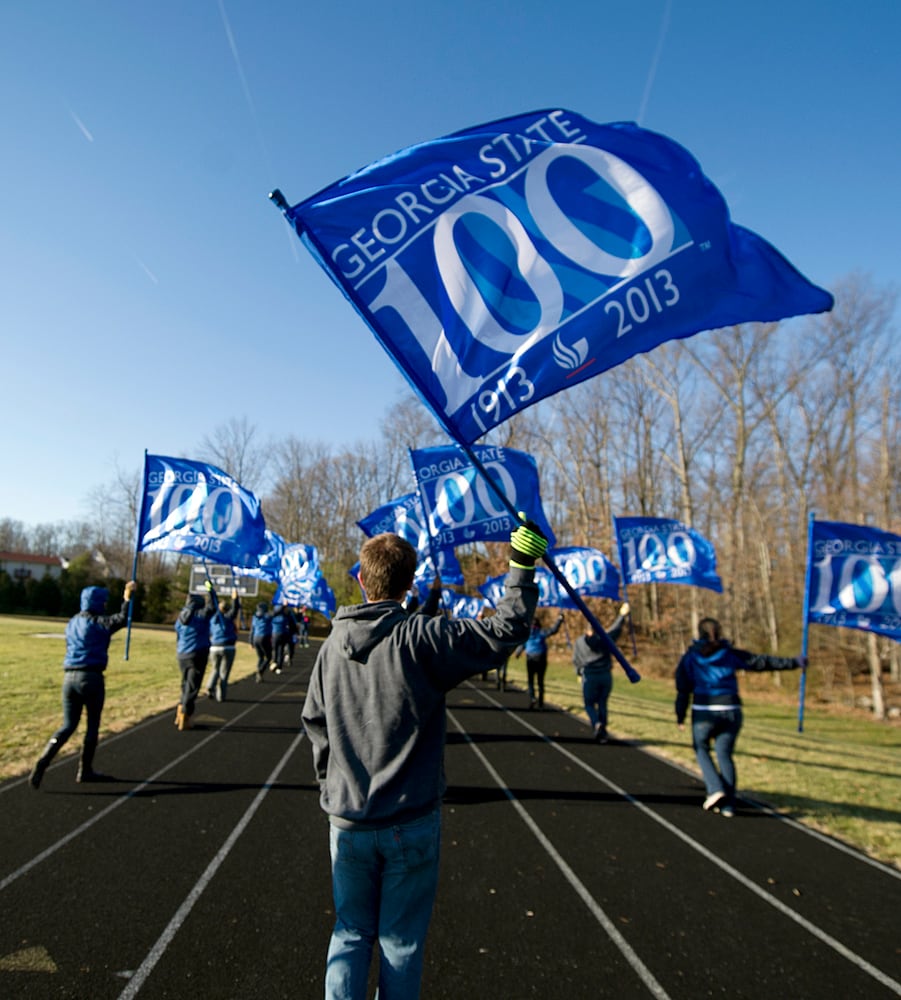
509, 515, 548, 569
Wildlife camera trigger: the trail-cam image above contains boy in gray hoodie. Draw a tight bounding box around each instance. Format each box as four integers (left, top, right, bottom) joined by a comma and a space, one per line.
302, 522, 546, 1000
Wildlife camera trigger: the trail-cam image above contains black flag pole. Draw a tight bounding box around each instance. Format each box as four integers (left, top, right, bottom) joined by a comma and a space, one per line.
456, 441, 640, 683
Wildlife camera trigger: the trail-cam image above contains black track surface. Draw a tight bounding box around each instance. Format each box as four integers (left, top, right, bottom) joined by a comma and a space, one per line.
2, 644, 899, 999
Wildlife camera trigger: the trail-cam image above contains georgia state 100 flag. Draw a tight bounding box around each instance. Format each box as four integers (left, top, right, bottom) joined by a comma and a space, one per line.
410, 444, 555, 548
614, 516, 722, 593
138, 454, 266, 568
278, 109, 833, 444
807, 520, 901, 642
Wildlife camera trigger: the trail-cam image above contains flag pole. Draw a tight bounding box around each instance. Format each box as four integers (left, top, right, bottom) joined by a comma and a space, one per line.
610, 515, 637, 655
798, 510, 815, 732
124, 449, 149, 660
456, 441, 640, 683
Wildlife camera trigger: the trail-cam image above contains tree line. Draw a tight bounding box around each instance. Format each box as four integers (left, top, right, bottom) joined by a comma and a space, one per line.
2, 273, 898, 716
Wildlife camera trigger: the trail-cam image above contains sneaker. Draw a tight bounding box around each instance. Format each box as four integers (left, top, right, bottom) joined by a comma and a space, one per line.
720, 805, 735, 818
703, 791, 726, 812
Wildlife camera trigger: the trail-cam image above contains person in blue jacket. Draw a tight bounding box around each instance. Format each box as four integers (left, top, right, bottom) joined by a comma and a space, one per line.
206, 589, 241, 702
29, 580, 136, 789
515, 612, 564, 709
675, 617, 805, 817
270, 603, 298, 673
174, 583, 217, 730
250, 601, 273, 681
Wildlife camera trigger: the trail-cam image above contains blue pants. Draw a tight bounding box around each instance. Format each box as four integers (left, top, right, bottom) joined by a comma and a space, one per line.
581, 670, 613, 730
325, 809, 441, 1000
52, 670, 105, 748
692, 709, 742, 805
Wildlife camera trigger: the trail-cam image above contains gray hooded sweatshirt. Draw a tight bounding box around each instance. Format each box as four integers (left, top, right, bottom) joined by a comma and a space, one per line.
302, 566, 538, 829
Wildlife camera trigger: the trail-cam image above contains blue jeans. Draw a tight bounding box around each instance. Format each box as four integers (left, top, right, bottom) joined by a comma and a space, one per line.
691, 709, 743, 805
325, 808, 441, 1000
581, 671, 613, 729
53, 670, 105, 746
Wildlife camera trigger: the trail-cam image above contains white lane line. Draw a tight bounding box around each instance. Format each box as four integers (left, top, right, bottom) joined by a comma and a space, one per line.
0, 683, 294, 892
447, 710, 673, 1000
116, 729, 305, 999
466, 688, 901, 997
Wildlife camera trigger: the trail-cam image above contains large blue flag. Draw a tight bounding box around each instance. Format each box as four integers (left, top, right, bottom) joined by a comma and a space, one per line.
137, 454, 266, 568
807, 520, 901, 643
357, 492, 464, 585
410, 444, 555, 547
614, 516, 722, 592
277, 109, 833, 444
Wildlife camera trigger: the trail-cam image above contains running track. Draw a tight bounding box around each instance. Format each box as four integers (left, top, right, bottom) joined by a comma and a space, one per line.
2, 644, 899, 999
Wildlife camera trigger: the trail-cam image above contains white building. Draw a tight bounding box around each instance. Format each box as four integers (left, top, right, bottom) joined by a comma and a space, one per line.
0, 551, 64, 581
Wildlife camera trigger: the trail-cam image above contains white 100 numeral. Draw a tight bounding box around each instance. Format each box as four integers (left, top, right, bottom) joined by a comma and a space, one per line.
622, 530, 695, 573
813, 555, 901, 614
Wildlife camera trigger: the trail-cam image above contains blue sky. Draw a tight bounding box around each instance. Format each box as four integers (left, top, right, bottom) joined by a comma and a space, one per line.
2, 0, 898, 527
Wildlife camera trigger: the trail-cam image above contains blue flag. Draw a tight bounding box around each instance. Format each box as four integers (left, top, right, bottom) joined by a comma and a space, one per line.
614, 516, 722, 592
279, 109, 833, 444
546, 546, 621, 601
138, 454, 266, 568
807, 521, 901, 642
480, 547, 620, 609
410, 444, 555, 548
443, 590, 487, 620
233, 529, 286, 581
357, 492, 464, 585
479, 573, 507, 608
273, 543, 321, 606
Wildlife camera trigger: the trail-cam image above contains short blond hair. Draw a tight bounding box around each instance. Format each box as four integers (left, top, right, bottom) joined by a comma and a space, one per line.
359, 533, 417, 601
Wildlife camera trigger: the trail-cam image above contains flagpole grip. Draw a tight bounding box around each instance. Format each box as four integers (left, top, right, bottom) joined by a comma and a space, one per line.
457, 441, 640, 683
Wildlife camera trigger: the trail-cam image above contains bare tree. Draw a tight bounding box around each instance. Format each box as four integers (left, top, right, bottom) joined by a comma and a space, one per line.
198, 417, 271, 495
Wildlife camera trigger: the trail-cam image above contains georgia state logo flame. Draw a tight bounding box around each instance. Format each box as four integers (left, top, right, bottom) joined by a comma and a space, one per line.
552, 333, 588, 370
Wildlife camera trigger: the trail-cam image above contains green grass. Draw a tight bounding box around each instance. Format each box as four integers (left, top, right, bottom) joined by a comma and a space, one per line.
0, 615, 261, 780
505, 655, 901, 870
4, 616, 899, 870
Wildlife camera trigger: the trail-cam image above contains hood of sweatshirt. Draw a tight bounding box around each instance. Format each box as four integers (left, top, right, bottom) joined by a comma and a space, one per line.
330, 601, 408, 663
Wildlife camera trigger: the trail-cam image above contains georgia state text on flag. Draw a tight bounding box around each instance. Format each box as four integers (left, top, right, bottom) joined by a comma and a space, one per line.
357, 492, 464, 585
410, 444, 555, 548
137, 454, 266, 568
279, 109, 833, 444
807, 520, 901, 642
614, 516, 722, 592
